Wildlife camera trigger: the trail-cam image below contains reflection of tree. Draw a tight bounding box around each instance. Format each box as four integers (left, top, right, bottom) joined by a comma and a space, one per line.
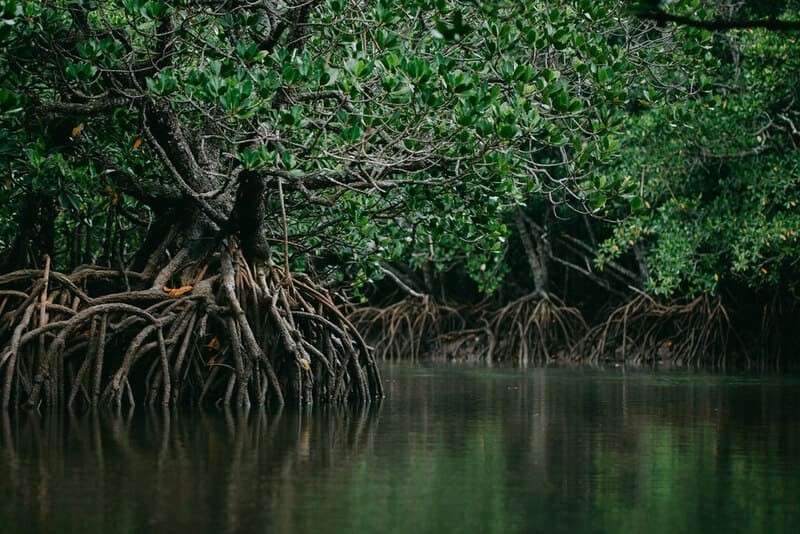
374, 367, 800, 533
494, 373, 800, 533
0, 406, 381, 534
0, 372, 798, 533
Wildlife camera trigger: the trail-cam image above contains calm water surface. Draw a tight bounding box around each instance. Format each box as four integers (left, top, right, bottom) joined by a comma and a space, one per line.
1, 365, 799, 533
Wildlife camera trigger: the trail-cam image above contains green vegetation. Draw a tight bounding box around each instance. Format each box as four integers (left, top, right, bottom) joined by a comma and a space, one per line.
0, 0, 798, 408
353, 0, 800, 366
602, 2, 800, 298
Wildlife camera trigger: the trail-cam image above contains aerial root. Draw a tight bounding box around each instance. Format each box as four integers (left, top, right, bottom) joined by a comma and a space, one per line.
0, 249, 382, 409
489, 293, 587, 365
576, 293, 736, 366
348, 295, 469, 360
348, 290, 763, 367
349, 293, 587, 364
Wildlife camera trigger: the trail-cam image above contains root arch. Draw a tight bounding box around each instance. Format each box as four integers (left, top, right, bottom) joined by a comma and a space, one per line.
348, 296, 468, 361
576, 293, 738, 366
0, 248, 383, 410
489, 293, 587, 365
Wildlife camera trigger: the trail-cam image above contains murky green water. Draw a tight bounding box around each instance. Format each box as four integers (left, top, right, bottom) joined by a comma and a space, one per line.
1, 365, 799, 533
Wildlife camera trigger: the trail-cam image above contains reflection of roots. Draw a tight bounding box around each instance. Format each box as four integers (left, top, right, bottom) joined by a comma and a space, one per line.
578, 293, 735, 366
0, 249, 382, 409
0, 405, 380, 524
490, 294, 587, 364
348, 296, 467, 360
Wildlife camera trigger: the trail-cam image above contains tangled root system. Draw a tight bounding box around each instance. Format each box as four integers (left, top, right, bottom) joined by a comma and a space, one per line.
350, 293, 587, 365
0, 248, 382, 410
348, 296, 468, 360
490, 293, 587, 365
577, 293, 737, 366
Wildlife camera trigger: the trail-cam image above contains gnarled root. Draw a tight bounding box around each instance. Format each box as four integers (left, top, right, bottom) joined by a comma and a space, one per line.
0, 247, 382, 409
576, 293, 736, 366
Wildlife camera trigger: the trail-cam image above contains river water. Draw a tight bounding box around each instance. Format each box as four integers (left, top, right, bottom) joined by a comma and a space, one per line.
0, 364, 798, 533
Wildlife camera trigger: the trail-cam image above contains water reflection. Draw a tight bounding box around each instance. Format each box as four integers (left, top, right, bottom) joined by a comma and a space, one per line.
0, 406, 381, 534
0, 366, 798, 533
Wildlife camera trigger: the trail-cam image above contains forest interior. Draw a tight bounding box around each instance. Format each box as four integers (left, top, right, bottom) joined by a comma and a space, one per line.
0, 0, 799, 409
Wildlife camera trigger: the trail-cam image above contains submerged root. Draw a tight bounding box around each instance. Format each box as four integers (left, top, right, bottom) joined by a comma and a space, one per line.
577, 293, 736, 366
489, 293, 587, 365
0, 248, 382, 409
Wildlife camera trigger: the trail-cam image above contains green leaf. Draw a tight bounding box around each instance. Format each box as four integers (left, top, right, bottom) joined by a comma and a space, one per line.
589, 192, 606, 211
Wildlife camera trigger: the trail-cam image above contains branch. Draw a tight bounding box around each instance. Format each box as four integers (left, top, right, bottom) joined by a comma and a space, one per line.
378, 263, 425, 299
637, 10, 800, 32
37, 97, 131, 117
142, 111, 227, 226
555, 232, 641, 284
549, 256, 630, 299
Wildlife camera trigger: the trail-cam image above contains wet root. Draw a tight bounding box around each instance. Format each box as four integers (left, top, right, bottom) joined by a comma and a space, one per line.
0, 248, 383, 409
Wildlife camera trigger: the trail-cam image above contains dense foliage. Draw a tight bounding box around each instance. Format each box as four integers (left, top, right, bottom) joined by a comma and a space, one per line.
0, 0, 662, 292
600, 0, 800, 298
0, 0, 797, 385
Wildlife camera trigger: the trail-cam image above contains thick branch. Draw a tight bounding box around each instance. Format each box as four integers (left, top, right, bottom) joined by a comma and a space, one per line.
637, 10, 800, 32
37, 97, 131, 117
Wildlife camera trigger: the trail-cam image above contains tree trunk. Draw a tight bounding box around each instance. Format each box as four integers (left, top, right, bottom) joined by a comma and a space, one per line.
0, 199, 383, 408
514, 207, 551, 296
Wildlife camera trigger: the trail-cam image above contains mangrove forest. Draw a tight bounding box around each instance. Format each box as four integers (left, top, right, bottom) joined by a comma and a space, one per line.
0, 0, 799, 410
